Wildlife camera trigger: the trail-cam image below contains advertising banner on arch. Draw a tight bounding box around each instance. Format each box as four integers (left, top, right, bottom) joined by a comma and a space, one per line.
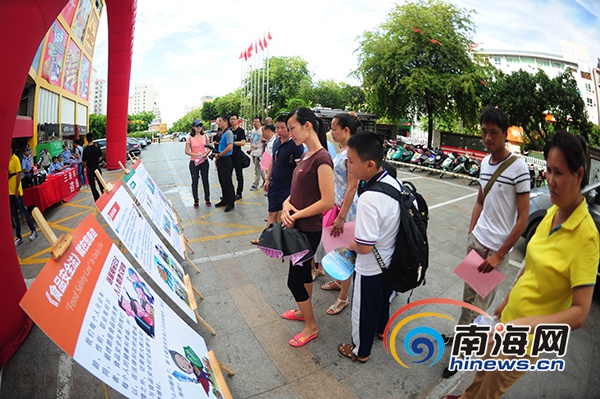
122, 160, 184, 259
20, 214, 225, 399
41, 21, 68, 86
95, 180, 196, 322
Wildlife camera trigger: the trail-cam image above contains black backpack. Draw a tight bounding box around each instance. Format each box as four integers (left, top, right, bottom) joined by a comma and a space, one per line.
368, 180, 429, 294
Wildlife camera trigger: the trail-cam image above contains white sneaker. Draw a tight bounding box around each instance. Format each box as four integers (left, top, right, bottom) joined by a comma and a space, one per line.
29, 231, 38, 241
15, 238, 23, 247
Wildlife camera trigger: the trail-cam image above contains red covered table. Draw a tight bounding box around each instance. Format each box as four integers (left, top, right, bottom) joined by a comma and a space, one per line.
23, 167, 81, 212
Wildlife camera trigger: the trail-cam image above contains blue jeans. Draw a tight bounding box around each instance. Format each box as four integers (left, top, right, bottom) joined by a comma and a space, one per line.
77, 163, 86, 185
10, 195, 36, 240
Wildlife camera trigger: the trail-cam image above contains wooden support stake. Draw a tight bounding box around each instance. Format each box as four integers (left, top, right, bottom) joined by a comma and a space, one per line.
95, 169, 113, 194
31, 207, 73, 260
192, 285, 204, 300
184, 251, 201, 273
128, 152, 139, 163
117, 161, 130, 175
207, 351, 234, 398
184, 237, 195, 254
217, 361, 235, 377
102, 382, 110, 399
184, 275, 216, 335
168, 199, 183, 224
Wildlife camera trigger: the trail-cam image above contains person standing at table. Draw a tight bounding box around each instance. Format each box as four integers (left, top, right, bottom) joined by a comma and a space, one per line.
61, 144, 73, 166
9, 142, 38, 246
73, 139, 86, 189
21, 147, 34, 189
82, 133, 103, 201
39, 148, 51, 171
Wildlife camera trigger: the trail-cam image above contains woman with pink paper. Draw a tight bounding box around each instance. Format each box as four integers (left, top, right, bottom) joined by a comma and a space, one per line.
314, 113, 361, 315
185, 119, 212, 208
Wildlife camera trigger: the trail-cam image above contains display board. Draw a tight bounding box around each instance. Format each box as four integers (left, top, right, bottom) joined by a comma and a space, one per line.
122, 160, 185, 259
95, 180, 195, 322
20, 214, 225, 399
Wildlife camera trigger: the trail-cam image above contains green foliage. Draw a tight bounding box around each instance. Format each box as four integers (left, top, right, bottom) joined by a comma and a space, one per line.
214, 90, 242, 116
355, 0, 484, 146
265, 56, 312, 117
201, 101, 218, 122
169, 108, 202, 134
589, 123, 600, 148
89, 113, 106, 138
481, 68, 590, 150
128, 110, 155, 133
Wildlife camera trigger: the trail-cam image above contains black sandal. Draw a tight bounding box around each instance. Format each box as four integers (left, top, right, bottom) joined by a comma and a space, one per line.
338, 343, 368, 363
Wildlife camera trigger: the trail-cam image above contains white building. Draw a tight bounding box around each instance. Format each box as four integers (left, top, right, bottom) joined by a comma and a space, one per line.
479, 41, 599, 125
90, 78, 107, 115
128, 83, 161, 121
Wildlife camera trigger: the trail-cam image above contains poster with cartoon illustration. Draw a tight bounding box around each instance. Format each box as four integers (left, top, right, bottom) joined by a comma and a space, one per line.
41, 21, 68, 86
60, 0, 77, 26
72, 0, 92, 43
20, 214, 224, 399
63, 39, 81, 95
123, 160, 185, 258
78, 54, 91, 100
95, 180, 194, 321
83, 11, 99, 56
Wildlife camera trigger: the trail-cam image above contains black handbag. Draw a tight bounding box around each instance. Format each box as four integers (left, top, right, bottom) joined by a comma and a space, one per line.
241, 151, 251, 168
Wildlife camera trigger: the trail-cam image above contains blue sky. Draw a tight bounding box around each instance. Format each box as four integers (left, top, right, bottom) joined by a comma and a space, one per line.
93, 0, 600, 125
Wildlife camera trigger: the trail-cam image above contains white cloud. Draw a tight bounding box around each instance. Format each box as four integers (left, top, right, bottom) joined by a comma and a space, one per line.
91, 0, 600, 125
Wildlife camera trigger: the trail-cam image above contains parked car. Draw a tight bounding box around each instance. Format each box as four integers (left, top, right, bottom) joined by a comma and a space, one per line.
129, 137, 147, 149
178, 133, 189, 142
523, 180, 600, 297
92, 138, 141, 162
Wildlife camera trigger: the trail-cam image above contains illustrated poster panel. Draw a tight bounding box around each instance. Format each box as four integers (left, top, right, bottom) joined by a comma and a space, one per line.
41, 21, 68, 86
78, 54, 92, 100
83, 11, 99, 56
20, 214, 224, 399
72, 0, 92, 43
123, 161, 184, 258
95, 180, 195, 321
60, 0, 78, 26
63, 39, 81, 95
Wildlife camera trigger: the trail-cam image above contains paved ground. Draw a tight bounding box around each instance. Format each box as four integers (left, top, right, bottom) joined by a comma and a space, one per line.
2, 141, 599, 399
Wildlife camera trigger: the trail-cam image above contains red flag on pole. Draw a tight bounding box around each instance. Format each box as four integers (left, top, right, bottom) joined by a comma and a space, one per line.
259, 39, 264, 51
244, 50, 248, 61
267, 31, 272, 41
247, 43, 253, 58
263, 36, 268, 48
239, 51, 244, 60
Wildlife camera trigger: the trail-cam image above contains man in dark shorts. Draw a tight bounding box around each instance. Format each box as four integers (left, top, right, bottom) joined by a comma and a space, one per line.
251, 116, 304, 244
82, 133, 103, 201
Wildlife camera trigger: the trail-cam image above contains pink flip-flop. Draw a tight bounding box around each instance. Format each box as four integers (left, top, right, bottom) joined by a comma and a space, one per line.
289, 332, 318, 347
281, 309, 305, 321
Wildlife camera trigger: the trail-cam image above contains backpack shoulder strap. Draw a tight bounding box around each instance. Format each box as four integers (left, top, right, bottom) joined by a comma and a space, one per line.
483, 155, 518, 201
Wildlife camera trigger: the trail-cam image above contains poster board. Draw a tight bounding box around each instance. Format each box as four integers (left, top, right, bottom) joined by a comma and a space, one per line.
122, 160, 185, 259
95, 179, 196, 322
20, 214, 225, 399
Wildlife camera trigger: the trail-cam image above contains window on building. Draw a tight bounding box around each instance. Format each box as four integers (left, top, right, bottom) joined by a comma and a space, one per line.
493, 57, 501, 66
506, 57, 518, 63
521, 57, 534, 64
587, 98, 594, 107
537, 59, 550, 67
553, 62, 562, 68
585, 83, 592, 93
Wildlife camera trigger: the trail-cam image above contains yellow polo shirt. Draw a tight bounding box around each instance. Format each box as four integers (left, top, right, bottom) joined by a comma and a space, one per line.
502, 199, 599, 324
8, 153, 22, 196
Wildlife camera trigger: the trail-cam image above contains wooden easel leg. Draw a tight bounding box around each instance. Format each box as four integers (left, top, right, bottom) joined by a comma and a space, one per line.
185, 239, 196, 254
195, 310, 216, 335
192, 285, 204, 300
102, 383, 110, 399
218, 362, 235, 377
185, 252, 201, 273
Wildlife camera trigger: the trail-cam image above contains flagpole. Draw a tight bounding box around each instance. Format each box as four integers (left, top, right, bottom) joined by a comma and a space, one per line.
266, 30, 271, 119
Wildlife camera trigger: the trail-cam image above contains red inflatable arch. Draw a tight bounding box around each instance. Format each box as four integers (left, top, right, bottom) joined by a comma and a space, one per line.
0, 0, 135, 367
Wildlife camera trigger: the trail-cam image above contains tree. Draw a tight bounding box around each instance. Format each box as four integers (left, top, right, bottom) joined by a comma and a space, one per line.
89, 113, 106, 138
355, 0, 484, 147
547, 70, 590, 140
266, 56, 312, 117
201, 101, 218, 122
214, 90, 242, 117
128, 110, 155, 133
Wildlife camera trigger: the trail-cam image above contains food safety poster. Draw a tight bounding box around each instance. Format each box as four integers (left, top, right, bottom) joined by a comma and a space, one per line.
122, 160, 184, 259
95, 179, 195, 322
20, 214, 224, 399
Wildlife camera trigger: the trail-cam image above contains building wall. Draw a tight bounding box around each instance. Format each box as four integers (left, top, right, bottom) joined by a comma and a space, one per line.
129, 83, 161, 121
23, 0, 104, 155
90, 77, 107, 115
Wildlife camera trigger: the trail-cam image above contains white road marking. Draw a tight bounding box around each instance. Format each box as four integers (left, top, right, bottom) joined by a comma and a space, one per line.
56, 353, 73, 399
193, 248, 261, 264
429, 192, 479, 210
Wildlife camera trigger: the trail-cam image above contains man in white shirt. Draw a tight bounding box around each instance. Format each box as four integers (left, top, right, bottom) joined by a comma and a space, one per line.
442, 106, 530, 378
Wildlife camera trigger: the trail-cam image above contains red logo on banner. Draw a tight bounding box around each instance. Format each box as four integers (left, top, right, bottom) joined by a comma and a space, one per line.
108, 202, 120, 221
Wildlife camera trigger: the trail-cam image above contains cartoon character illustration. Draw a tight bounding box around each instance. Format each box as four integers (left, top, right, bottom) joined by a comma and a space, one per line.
118, 293, 155, 338
127, 267, 154, 304
169, 347, 214, 396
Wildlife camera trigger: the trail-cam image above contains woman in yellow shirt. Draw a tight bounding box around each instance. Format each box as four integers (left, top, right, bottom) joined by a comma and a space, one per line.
445, 130, 599, 399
